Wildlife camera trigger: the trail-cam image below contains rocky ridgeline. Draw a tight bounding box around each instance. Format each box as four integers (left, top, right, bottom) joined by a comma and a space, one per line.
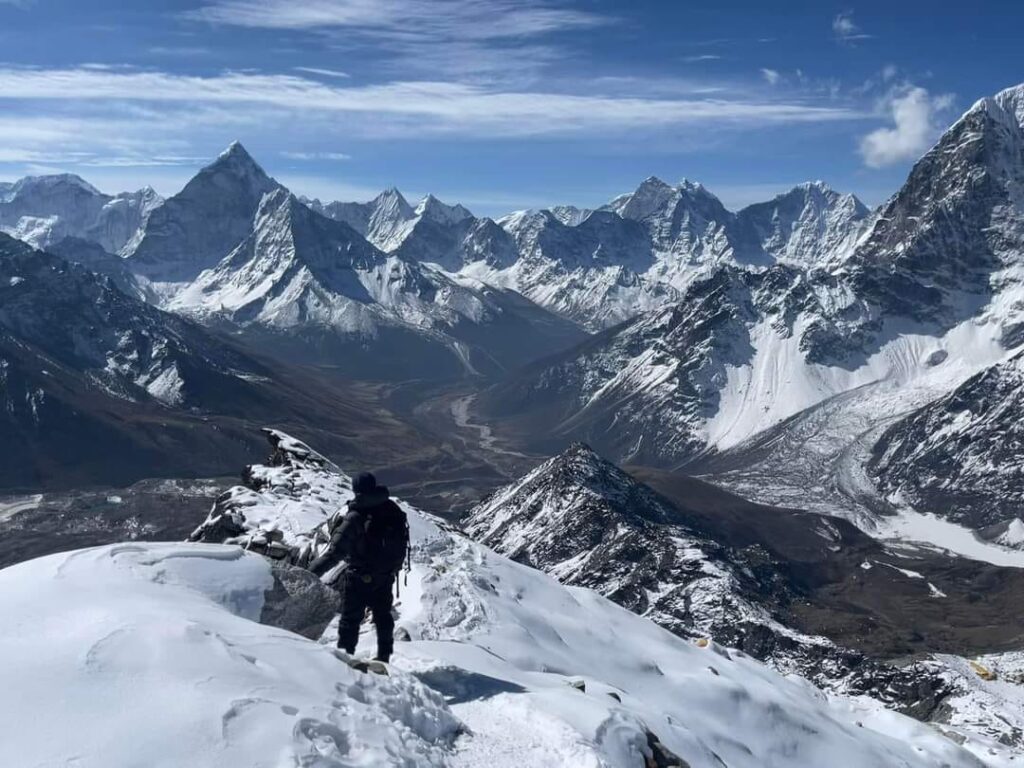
189, 428, 349, 565
463, 442, 959, 717
189, 428, 346, 638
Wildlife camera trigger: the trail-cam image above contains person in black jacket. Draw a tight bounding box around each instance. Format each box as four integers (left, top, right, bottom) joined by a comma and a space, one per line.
310, 471, 409, 663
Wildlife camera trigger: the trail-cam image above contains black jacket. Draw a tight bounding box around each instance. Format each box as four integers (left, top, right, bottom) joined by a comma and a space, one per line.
310, 487, 408, 577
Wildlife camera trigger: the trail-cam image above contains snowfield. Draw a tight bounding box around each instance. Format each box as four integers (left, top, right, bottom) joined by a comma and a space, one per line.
3, 436, 1011, 768
0, 542, 459, 767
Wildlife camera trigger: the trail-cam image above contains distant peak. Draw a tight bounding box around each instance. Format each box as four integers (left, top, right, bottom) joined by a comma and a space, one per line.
564, 441, 601, 459
375, 186, 408, 203
220, 140, 248, 158
637, 175, 672, 191
209, 141, 266, 175
14, 173, 102, 197
677, 178, 713, 196
415, 194, 473, 223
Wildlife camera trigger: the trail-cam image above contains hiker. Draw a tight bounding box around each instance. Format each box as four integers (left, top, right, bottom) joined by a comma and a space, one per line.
310, 471, 409, 664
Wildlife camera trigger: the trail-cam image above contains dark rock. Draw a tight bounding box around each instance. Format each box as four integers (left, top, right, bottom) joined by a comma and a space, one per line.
644, 730, 692, 768
259, 561, 339, 640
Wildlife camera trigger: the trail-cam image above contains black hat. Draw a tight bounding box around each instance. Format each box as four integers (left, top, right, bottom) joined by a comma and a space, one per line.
352, 472, 377, 494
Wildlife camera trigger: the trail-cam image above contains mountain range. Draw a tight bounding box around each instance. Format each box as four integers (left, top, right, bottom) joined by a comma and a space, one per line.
6, 81, 1024, 767
3, 83, 1024, 560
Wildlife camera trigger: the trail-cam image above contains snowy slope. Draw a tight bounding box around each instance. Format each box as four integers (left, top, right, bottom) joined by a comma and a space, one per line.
5, 535, 995, 768
0, 542, 461, 767
182, 429, 1003, 768
732, 181, 869, 268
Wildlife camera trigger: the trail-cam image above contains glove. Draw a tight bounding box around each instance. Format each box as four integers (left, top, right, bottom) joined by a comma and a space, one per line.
309, 554, 330, 577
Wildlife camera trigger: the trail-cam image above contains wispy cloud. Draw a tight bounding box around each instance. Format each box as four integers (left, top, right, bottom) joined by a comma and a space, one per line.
186, 0, 604, 37
187, 0, 607, 81
281, 150, 352, 161
294, 66, 350, 79
859, 85, 954, 167
760, 68, 781, 86
684, 55, 722, 63
0, 66, 865, 139
833, 10, 872, 44
148, 46, 215, 58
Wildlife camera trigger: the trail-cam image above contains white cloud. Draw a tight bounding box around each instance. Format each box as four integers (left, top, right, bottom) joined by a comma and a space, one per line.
186, 0, 604, 37
0, 67, 863, 139
683, 55, 722, 63
281, 150, 352, 161
187, 0, 607, 81
760, 68, 781, 86
294, 67, 350, 79
833, 11, 871, 44
859, 85, 954, 168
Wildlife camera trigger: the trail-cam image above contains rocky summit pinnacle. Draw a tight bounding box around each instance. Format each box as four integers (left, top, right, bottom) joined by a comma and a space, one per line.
123, 142, 281, 281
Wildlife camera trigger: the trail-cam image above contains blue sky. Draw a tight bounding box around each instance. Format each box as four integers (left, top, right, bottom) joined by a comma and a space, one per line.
0, 0, 1019, 215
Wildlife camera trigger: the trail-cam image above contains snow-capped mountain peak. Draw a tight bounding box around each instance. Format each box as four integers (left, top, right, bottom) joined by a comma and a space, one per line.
124, 142, 281, 280
466, 441, 681, 556
733, 180, 869, 267
414, 193, 473, 225
8, 173, 102, 198
605, 175, 678, 221
0, 173, 154, 253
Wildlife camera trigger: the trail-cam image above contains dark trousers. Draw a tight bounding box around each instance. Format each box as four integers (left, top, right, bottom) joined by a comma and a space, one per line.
337, 570, 395, 659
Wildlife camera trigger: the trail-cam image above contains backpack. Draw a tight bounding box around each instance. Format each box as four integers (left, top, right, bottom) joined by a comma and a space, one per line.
363, 502, 410, 575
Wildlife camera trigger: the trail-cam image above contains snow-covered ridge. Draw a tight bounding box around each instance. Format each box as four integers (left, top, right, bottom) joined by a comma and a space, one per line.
180, 429, 1012, 767
0, 542, 461, 767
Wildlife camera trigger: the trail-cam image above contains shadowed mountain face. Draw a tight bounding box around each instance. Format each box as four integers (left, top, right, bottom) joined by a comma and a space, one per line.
869, 348, 1024, 529
125, 142, 281, 281
0, 232, 463, 491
